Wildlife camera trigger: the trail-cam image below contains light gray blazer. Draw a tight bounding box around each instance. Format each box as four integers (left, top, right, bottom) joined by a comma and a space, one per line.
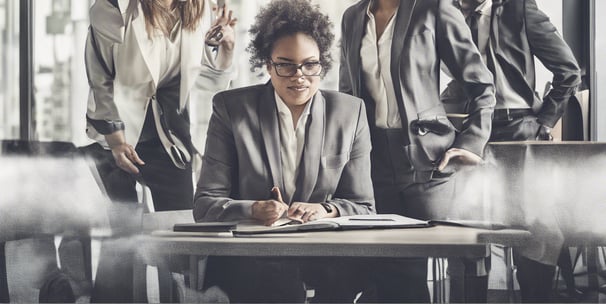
85, 0, 232, 156
340, 0, 496, 181
193, 83, 375, 222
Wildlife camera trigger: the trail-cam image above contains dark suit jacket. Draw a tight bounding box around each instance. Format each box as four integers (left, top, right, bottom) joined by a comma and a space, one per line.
441, 0, 581, 127
193, 83, 375, 222
340, 0, 495, 179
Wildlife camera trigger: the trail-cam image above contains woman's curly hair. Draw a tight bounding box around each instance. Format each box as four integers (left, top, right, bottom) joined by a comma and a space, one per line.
247, 0, 335, 76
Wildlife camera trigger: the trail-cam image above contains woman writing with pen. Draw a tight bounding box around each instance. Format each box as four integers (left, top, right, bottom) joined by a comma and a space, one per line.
193, 0, 374, 302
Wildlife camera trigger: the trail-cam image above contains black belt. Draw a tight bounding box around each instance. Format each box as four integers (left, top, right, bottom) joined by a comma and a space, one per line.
493, 108, 534, 121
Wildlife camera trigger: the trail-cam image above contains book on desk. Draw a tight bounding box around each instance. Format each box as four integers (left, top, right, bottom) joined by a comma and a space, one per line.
188, 214, 430, 236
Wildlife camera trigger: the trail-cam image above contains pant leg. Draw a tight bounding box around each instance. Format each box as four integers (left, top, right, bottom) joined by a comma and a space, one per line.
204, 256, 306, 303
356, 257, 429, 303
299, 257, 366, 303
514, 252, 556, 303
135, 139, 193, 211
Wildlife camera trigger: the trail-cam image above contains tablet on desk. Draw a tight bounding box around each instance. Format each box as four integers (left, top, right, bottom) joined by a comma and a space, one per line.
173, 221, 238, 232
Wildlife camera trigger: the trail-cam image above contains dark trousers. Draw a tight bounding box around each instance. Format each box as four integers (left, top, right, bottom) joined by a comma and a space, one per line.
514, 252, 556, 302
204, 257, 364, 303
363, 127, 456, 302
79, 139, 193, 302
79, 138, 193, 211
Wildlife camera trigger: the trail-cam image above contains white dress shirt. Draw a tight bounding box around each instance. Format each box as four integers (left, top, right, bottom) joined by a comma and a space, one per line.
360, 2, 401, 129
275, 92, 313, 201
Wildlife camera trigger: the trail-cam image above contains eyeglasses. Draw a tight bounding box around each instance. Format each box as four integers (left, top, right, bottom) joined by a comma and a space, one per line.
270, 60, 323, 77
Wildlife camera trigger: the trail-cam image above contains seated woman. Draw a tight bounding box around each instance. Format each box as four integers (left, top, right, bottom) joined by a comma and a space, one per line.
193, 0, 374, 302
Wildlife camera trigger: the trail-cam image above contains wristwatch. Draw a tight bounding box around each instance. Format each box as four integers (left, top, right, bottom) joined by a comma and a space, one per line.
320, 202, 334, 213
537, 124, 553, 141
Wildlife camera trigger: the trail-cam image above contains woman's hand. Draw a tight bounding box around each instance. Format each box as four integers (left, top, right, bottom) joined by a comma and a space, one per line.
287, 202, 334, 223
437, 148, 483, 172
206, 2, 237, 51
105, 131, 145, 174
252, 199, 289, 226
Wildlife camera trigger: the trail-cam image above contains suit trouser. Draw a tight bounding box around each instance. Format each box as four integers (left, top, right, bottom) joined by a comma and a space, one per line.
490, 115, 556, 302
80, 139, 193, 302
203, 256, 364, 303
361, 128, 455, 303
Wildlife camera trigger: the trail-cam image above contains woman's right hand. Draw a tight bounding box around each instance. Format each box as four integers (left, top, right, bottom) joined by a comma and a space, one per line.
252, 199, 289, 226
111, 143, 145, 174
105, 131, 145, 174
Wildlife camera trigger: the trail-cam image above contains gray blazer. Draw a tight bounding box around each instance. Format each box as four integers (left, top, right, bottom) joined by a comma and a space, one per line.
340, 0, 496, 179
193, 83, 375, 222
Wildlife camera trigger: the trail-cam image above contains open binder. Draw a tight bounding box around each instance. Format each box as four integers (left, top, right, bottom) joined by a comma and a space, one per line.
233, 214, 430, 235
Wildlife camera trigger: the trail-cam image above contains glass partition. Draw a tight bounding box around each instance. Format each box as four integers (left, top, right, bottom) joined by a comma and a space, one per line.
0, 0, 20, 140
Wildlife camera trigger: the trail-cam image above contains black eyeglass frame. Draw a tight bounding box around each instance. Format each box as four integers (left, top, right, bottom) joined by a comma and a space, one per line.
269, 60, 323, 77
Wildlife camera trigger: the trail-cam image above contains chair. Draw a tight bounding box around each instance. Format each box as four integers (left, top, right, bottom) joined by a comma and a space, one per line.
0, 140, 90, 302
134, 207, 196, 302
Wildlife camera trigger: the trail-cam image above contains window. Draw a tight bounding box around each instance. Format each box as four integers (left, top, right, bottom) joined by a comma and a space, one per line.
0, 0, 20, 140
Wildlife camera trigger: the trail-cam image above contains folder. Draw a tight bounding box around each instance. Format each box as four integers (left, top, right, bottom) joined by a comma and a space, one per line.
173, 221, 238, 232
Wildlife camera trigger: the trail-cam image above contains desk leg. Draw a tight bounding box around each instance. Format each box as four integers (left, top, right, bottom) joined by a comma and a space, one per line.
587, 247, 599, 302
189, 255, 198, 291
504, 246, 516, 303
132, 252, 148, 303
0, 242, 9, 303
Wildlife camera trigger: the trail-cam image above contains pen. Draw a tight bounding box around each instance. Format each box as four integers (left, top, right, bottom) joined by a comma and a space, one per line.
349, 218, 395, 221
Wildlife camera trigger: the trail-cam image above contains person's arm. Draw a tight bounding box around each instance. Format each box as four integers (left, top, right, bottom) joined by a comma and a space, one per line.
193, 93, 255, 222
85, 1, 144, 174
525, 0, 581, 128
338, 10, 354, 96
436, 0, 496, 159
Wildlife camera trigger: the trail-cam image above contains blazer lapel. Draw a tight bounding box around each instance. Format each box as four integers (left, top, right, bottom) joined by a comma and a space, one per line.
258, 83, 285, 198
131, 3, 160, 90
390, 0, 416, 127
292, 92, 324, 203
348, 1, 367, 97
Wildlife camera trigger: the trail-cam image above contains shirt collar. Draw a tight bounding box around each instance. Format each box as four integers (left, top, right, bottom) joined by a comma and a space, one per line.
274, 91, 313, 119
366, 0, 399, 19
459, 0, 493, 17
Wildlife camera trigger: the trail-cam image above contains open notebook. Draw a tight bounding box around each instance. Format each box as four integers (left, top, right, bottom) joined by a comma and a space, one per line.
233, 214, 430, 235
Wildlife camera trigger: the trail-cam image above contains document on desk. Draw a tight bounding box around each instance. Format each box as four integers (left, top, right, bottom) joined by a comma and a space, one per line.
233, 214, 430, 235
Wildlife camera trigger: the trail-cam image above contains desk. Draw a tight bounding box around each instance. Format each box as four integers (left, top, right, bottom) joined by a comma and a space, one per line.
135, 225, 530, 302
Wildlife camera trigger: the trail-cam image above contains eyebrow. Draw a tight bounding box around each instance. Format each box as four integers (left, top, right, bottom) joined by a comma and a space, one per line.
274, 56, 319, 63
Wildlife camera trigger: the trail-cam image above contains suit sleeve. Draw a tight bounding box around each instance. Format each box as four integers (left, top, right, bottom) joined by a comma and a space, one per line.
436, 0, 496, 157
327, 100, 375, 216
338, 10, 354, 96
193, 94, 255, 222
525, 0, 581, 127
85, 0, 125, 134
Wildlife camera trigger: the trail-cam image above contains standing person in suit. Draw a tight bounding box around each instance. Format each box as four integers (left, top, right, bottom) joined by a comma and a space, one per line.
194, 0, 374, 302
83, 0, 236, 301
339, 0, 496, 302
442, 0, 581, 302
83, 0, 236, 212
